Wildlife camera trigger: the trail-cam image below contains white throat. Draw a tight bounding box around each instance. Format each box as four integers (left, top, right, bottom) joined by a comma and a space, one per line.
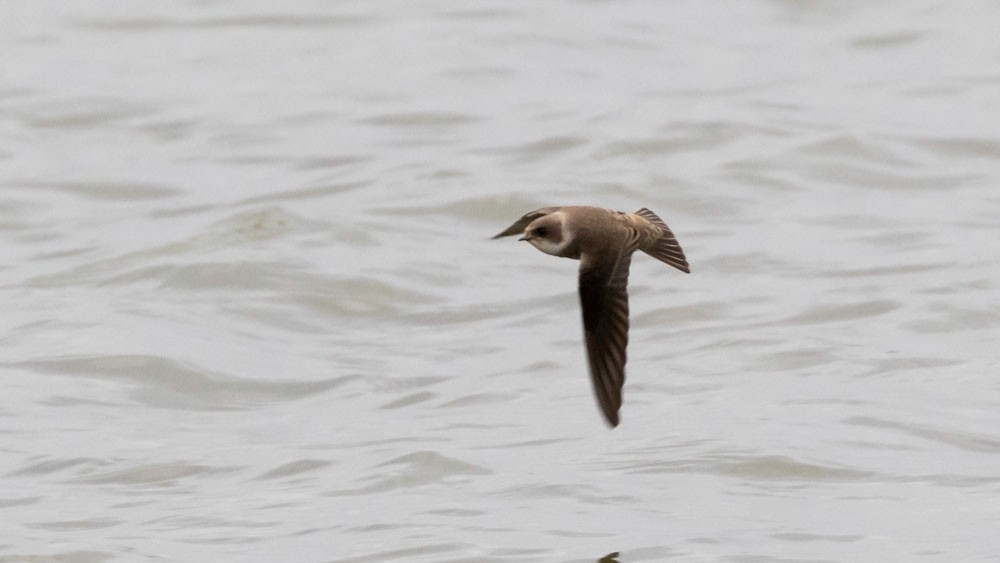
530, 237, 566, 257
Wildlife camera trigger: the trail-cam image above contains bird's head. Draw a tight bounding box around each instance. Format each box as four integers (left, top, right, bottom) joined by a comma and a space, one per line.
520, 214, 566, 256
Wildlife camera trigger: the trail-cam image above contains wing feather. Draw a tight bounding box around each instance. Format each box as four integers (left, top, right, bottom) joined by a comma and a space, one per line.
578, 251, 633, 427
492, 207, 560, 239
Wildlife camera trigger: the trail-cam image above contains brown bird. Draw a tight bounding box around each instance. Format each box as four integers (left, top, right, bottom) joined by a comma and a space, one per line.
494, 206, 689, 427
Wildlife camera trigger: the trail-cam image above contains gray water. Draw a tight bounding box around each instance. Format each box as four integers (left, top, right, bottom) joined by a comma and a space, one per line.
3, 1, 1000, 562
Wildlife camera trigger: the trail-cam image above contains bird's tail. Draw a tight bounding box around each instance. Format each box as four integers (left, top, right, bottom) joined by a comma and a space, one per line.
635, 208, 690, 273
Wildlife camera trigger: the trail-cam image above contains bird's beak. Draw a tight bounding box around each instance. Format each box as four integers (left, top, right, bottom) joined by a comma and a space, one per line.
518, 235, 531, 242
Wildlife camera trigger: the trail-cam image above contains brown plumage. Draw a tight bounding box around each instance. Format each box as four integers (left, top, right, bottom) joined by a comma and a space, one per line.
494, 206, 689, 427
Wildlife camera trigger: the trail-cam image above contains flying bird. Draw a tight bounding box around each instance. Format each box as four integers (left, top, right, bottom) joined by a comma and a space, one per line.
494, 206, 689, 427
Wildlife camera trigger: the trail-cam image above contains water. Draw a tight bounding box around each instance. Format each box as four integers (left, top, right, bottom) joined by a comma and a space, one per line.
3, 1, 1000, 561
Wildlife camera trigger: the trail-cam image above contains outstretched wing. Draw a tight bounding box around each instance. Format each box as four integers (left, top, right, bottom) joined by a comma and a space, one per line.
492, 207, 560, 239
578, 250, 632, 427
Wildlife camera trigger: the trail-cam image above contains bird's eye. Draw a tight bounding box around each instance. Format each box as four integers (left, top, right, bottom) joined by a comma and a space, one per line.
535, 227, 548, 237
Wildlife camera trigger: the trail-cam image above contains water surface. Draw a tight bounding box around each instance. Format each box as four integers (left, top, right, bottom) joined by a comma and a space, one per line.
3, 1, 1000, 562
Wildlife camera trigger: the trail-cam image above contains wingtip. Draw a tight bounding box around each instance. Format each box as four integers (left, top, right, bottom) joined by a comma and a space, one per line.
492, 226, 523, 239
605, 411, 620, 428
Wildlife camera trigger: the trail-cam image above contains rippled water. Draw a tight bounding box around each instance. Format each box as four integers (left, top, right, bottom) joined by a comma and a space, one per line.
3, 1, 1000, 561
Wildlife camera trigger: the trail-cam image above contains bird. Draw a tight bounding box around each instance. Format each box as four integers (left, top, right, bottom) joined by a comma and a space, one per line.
494, 206, 689, 427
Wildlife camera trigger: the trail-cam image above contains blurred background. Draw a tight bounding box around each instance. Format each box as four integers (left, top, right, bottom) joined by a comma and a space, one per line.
2, 1, 999, 561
